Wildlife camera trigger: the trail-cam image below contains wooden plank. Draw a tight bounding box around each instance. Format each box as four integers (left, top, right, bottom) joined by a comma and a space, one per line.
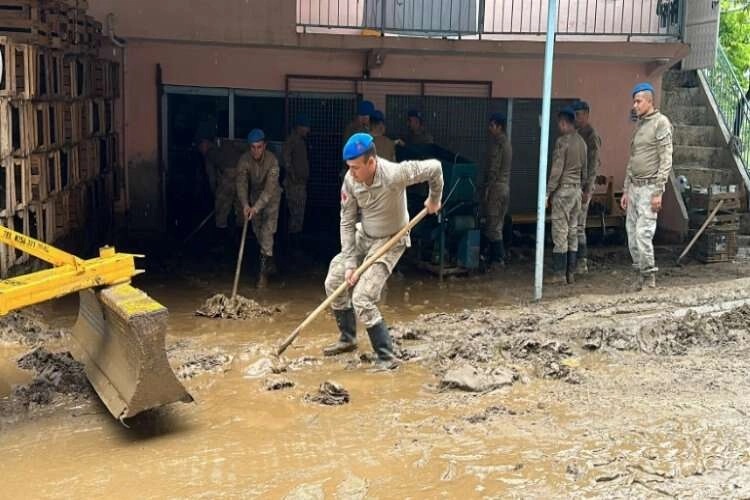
29, 152, 48, 202
0, 36, 15, 97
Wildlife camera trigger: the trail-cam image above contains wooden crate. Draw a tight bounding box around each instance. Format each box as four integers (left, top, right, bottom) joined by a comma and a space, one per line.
693, 230, 738, 263
52, 190, 69, 238
31, 101, 49, 151
2, 157, 30, 215
0, 1, 49, 45
0, 38, 36, 98
0, 36, 12, 96
48, 49, 63, 96
689, 209, 740, 232
79, 97, 90, 137
61, 100, 79, 144
690, 191, 743, 212
78, 138, 97, 180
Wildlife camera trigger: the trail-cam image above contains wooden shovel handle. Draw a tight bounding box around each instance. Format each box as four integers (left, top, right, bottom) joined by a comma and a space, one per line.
276, 208, 430, 356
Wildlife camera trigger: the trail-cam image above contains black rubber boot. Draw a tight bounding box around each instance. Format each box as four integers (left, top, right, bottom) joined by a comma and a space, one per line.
546, 252, 567, 284
322, 309, 358, 356
366, 321, 399, 370
491, 240, 506, 264
567, 251, 577, 284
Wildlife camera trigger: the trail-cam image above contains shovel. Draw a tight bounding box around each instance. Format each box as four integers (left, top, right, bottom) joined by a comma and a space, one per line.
277, 207, 430, 356
231, 215, 251, 300
676, 199, 724, 266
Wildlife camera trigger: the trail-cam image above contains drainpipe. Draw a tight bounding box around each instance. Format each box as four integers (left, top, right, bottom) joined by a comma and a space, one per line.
105, 14, 129, 217
533, 0, 558, 301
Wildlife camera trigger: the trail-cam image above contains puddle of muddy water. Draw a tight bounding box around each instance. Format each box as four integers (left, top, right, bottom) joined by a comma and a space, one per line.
1, 250, 750, 497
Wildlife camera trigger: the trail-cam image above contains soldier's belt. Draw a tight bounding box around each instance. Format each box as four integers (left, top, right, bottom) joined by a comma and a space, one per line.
559, 183, 580, 188
628, 176, 658, 187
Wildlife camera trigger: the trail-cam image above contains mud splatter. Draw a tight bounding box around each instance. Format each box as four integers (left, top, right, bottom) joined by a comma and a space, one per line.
195, 294, 282, 320
175, 350, 234, 379
0, 310, 66, 346
263, 376, 295, 391
304, 381, 350, 406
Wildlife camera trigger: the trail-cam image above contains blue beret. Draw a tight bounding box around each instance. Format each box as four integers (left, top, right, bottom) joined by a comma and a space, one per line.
294, 114, 310, 128
247, 129, 265, 144
489, 112, 507, 125
572, 100, 590, 111
358, 101, 375, 116
558, 106, 576, 122
407, 109, 423, 121
343, 133, 374, 161
370, 110, 385, 122
632, 82, 654, 97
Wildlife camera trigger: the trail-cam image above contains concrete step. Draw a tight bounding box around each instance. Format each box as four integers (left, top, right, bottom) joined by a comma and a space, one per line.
662, 70, 700, 91
673, 162, 737, 188
673, 124, 722, 147
666, 105, 712, 126
673, 145, 728, 165
663, 87, 704, 107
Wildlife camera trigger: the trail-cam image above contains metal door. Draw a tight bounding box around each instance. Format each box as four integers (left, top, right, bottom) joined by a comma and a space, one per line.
682, 0, 721, 70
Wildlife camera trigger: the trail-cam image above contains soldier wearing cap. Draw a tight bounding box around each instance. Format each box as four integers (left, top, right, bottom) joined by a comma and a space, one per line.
481, 112, 513, 267
621, 82, 673, 290
404, 109, 434, 145
572, 100, 602, 274
236, 128, 282, 289
282, 114, 311, 240
369, 110, 396, 162
342, 101, 375, 178
323, 133, 444, 370
546, 106, 588, 285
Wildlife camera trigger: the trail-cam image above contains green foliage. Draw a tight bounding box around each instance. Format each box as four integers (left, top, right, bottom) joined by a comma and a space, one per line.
720, 0, 750, 86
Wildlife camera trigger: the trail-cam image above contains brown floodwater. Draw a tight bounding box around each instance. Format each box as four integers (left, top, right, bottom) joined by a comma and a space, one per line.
1, 252, 750, 497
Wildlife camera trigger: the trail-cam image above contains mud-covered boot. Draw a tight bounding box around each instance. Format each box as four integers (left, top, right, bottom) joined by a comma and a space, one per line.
265, 255, 277, 276
640, 270, 657, 289
491, 240, 506, 268
545, 252, 567, 284
576, 243, 588, 274
366, 321, 400, 371
322, 309, 358, 356
566, 251, 577, 284
257, 255, 269, 289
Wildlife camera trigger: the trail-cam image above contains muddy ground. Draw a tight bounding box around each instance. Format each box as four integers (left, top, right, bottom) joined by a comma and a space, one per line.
1, 246, 750, 498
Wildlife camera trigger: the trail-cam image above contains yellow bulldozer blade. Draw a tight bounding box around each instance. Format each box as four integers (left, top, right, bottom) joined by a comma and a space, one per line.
73, 284, 193, 420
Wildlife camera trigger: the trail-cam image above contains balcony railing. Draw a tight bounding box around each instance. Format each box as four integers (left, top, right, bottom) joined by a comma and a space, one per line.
297, 0, 683, 39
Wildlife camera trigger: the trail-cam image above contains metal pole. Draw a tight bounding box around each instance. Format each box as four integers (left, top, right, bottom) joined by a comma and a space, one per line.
533, 0, 558, 301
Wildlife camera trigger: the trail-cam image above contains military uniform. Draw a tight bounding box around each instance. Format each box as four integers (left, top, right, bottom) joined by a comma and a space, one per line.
625, 110, 673, 285
372, 135, 396, 162
282, 132, 309, 234
482, 131, 512, 253
547, 131, 587, 283
236, 150, 282, 258
205, 140, 245, 228
324, 156, 443, 362
576, 124, 601, 265
407, 127, 434, 145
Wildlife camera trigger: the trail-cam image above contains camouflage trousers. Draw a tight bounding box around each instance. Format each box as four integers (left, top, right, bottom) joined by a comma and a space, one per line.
215, 169, 243, 229
550, 185, 581, 254
285, 183, 307, 234
252, 197, 280, 257
482, 184, 510, 242
625, 183, 659, 273
325, 226, 407, 327
577, 197, 591, 248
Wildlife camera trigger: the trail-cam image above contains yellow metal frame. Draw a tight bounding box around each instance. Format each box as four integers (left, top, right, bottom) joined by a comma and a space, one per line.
0, 225, 143, 315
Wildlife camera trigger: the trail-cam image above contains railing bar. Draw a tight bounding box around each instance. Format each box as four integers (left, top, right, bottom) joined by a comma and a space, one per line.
620, 0, 625, 33
538, 0, 543, 33
593, 0, 598, 34
647, 0, 653, 34
450, 0, 454, 34
565, 0, 570, 33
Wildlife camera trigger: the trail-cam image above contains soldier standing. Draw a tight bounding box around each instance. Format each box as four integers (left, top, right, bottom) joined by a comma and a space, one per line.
546, 107, 588, 285
236, 129, 282, 289
369, 110, 396, 162
481, 112, 513, 267
323, 133, 443, 370
404, 109, 434, 145
572, 101, 602, 274
282, 114, 311, 242
621, 82, 673, 290
203, 138, 245, 235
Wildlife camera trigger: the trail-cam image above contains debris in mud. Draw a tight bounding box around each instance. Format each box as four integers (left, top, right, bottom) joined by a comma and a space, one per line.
718, 304, 750, 331
195, 293, 282, 320
176, 350, 233, 379
304, 380, 350, 406
9, 348, 93, 409
244, 358, 275, 379
0, 309, 65, 346
263, 375, 295, 391
639, 310, 739, 356
440, 364, 516, 393
465, 405, 515, 423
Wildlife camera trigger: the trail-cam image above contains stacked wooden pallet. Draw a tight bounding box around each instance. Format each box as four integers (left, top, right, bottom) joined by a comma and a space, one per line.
688, 189, 743, 263
0, 0, 119, 276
